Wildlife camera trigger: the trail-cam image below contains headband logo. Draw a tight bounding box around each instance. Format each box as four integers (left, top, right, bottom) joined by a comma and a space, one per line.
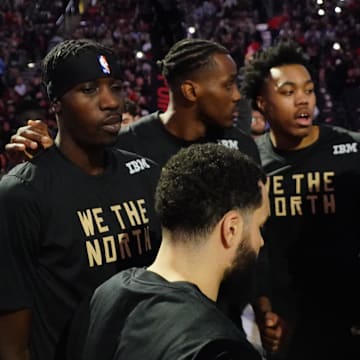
98, 55, 111, 75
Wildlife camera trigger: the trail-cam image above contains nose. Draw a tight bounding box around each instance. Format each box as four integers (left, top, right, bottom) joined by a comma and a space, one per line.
99, 85, 122, 110
295, 90, 309, 105
233, 84, 241, 102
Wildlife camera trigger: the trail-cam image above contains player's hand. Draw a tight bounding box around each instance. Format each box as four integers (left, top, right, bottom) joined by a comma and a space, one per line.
256, 311, 284, 353
5, 120, 53, 162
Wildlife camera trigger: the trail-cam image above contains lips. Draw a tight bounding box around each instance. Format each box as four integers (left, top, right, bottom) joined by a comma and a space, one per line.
294, 110, 312, 127
102, 114, 122, 133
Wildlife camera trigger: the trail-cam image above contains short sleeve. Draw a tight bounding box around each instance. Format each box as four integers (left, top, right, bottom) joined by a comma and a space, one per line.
0, 173, 41, 310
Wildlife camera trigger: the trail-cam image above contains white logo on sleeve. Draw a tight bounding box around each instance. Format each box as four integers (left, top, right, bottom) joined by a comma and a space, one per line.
125, 158, 151, 174
332, 142, 358, 155
217, 139, 239, 149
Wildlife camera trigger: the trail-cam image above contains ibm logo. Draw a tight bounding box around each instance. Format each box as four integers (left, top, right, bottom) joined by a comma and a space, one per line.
217, 139, 239, 149
125, 158, 151, 174
332, 142, 358, 155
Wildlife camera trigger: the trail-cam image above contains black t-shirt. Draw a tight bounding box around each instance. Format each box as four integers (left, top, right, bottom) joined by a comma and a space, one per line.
256, 125, 360, 344
116, 111, 260, 166
83, 268, 262, 360
0, 146, 162, 360
116, 111, 262, 323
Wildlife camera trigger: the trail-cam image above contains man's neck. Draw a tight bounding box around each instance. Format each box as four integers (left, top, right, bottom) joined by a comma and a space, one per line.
160, 106, 207, 142
270, 125, 319, 150
148, 242, 221, 302
55, 136, 106, 176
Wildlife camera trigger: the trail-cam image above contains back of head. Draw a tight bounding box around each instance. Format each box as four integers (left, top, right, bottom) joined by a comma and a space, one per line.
241, 41, 311, 111
155, 143, 266, 242
157, 38, 229, 88
42, 38, 122, 101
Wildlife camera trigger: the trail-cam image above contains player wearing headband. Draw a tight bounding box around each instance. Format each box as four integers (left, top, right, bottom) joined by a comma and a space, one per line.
0, 39, 161, 360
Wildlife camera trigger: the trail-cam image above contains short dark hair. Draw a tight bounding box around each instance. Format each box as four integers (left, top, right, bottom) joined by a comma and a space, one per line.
124, 99, 137, 116
157, 38, 229, 87
155, 143, 266, 241
241, 42, 311, 111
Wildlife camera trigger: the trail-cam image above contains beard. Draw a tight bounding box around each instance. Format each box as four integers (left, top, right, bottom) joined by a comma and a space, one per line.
217, 231, 258, 311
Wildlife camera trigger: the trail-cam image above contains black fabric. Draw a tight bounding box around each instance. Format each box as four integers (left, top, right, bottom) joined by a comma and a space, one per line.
0, 146, 161, 360
83, 268, 262, 360
116, 111, 264, 329
116, 111, 265, 328
256, 125, 360, 359
116, 111, 261, 167
47, 50, 122, 101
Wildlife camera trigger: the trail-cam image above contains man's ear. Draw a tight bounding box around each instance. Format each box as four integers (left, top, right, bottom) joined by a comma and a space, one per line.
256, 96, 265, 113
221, 210, 244, 249
180, 80, 199, 102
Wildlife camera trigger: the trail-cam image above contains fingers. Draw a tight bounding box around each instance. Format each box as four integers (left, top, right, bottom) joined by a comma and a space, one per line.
5, 120, 53, 163
24, 120, 53, 148
11, 121, 53, 150
5, 142, 29, 163
259, 312, 284, 353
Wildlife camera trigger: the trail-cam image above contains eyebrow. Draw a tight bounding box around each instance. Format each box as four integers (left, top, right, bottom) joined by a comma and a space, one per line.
276, 79, 314, 88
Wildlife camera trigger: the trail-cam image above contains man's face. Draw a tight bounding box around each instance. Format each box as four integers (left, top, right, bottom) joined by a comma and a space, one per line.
58, 77, 124, 148
257, 64, 316, 141
195, 53, 241, 129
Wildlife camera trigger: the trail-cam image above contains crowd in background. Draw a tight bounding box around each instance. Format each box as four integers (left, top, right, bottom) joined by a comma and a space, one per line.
1, 0, 360, 171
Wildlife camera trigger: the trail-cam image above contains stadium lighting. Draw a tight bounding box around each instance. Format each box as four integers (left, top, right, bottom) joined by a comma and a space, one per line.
316, 0, 323, 4
187, 26, 196, 35
332, 42, 341, 51
135, 51, 144, 59
334, 6, 342, 13
318, 8, 325, 16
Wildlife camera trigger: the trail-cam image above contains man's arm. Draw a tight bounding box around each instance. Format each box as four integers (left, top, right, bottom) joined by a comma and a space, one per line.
5, 120, 53, 164
0, 309, 31, 360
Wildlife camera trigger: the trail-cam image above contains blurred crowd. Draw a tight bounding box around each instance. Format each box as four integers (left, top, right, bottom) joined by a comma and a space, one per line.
1, 0, 360, 167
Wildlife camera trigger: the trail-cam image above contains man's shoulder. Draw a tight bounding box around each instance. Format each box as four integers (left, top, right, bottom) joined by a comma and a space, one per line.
111, 148, 160, 177
320, 124, 360, 143
217, 127, 260, 163
119, 112, 160, 138
2, 147, 58, 185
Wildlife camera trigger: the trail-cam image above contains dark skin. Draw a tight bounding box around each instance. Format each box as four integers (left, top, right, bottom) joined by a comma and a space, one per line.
0, 76, 124, 358
0, 310, 31, 360
5, 54, 283, 355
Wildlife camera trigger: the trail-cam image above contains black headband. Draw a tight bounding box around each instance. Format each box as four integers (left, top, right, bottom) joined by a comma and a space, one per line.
46, 49, 122, 101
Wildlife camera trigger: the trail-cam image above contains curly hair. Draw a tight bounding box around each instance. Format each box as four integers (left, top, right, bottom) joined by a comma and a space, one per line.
157, 38, 229, 88
241, 41, 311, 111
155, 143, 266, 242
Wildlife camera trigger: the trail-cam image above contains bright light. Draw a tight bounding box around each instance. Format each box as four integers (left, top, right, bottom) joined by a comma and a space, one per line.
335, 6, 342, 13
333, 42, 341, 51
316, 0, 323, 4
135, 51, 144, 59
318, 8, 325, 16
187, 26, 196, 35
27, 62, 36, 69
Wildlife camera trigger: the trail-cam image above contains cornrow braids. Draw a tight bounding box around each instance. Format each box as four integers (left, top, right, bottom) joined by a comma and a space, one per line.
157, 38, 229, 87
241, 41, 311, 111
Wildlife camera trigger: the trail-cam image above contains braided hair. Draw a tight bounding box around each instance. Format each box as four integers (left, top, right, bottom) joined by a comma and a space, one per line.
157, 38, 229, 87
